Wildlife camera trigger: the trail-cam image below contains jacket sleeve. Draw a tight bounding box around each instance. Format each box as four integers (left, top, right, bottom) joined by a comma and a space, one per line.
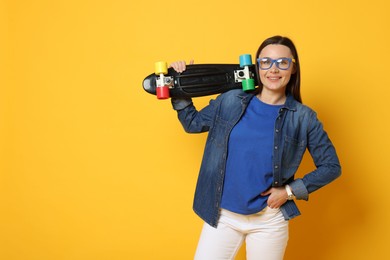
289, 111, 342, 200
171, 97, 221, 134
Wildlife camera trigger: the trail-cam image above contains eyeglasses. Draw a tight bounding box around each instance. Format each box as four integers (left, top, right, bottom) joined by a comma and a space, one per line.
257, 57, 296, 70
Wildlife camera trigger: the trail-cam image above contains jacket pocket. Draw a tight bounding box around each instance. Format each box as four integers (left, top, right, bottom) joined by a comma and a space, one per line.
208, 116, 230, 148
282, 135, 306, 168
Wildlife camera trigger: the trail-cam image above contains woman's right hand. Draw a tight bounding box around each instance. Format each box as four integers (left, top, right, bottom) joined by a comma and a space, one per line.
169, 60, 194, 73
169, 60, 194, 107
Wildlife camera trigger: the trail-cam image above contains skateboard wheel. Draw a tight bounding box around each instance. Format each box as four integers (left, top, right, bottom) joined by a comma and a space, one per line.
155, 61, 168, 75
156, 86, 170, 99
242, 79, 255, 92
239, 54, 252, 68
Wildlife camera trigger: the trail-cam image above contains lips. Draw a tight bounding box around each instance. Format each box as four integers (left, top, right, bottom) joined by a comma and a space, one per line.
267, 76, 281, 81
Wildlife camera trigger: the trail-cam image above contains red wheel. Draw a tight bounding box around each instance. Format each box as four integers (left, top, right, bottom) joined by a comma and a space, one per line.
156, 86, 170, 99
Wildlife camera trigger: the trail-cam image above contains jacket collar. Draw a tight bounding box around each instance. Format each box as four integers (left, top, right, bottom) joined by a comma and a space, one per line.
284, 94, 298, 111
237, 91, 298, 112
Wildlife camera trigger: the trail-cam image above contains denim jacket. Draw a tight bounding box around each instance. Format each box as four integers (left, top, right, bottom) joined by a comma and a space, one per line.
172, 89, 341, 228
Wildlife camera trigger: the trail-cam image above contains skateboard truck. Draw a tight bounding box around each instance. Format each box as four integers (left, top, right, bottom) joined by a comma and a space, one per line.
154, 61, 172, 99
235, 54, 256, 91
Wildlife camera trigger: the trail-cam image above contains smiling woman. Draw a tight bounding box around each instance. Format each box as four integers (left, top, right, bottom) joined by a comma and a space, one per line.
169, 35, 341, 260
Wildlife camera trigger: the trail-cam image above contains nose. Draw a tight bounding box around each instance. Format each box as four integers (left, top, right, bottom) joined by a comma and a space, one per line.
270, 63, 279, 72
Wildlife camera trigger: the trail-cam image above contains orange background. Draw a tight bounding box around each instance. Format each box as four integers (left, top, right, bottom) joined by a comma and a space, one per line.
1, 0, 390, 259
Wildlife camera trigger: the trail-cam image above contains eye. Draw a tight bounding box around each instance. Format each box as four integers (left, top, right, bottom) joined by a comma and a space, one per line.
260, 58, 271, 65
278, 58, 289, 65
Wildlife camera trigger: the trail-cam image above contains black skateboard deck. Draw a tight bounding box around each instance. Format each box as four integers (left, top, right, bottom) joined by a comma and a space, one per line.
143, 61, 259, 99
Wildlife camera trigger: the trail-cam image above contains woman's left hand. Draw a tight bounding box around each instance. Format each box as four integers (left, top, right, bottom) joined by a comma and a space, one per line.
261, 187, 288, 209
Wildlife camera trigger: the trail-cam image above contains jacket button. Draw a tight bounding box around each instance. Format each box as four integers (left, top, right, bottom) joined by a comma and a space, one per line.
275, 129, 279, 133
274, 181, 279, 185
275, 165, 279, 169
274, 146, 278, 150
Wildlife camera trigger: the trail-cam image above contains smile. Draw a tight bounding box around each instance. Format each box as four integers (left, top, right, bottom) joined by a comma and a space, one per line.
267, 77, 281, 80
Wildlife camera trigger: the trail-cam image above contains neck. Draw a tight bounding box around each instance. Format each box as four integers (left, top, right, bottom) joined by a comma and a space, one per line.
257, 90, 286, 105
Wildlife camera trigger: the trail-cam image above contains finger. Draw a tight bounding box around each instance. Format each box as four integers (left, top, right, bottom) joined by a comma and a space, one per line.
266, 197, 272, 208
268, 201, 279, 209
169, 62, 178, 70
189, 59, 194, 65
174, 61, 185, 73
169, 61, 185, 73
261, 189, 271, 196
180, 61, 187, 72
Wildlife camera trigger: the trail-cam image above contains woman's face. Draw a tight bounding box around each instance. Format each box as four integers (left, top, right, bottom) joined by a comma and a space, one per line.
258, 44, 295, 94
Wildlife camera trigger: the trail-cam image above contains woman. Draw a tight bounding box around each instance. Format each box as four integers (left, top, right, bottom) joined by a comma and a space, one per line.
170, 35, 341, 260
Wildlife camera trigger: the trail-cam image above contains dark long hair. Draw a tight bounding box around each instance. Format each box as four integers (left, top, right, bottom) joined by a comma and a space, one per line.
255, 35, 302, 103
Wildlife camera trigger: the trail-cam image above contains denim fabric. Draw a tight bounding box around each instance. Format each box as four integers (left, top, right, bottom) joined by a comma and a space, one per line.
172, 89, 341, 228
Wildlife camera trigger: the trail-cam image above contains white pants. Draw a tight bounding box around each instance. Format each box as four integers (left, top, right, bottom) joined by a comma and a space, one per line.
194, 207, 289, 260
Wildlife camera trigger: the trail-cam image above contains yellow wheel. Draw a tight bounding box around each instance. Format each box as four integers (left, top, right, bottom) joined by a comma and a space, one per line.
155, 61, 168, 75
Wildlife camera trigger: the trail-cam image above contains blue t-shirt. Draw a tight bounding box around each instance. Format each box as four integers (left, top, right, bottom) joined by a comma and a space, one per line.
220, 96, 282, 215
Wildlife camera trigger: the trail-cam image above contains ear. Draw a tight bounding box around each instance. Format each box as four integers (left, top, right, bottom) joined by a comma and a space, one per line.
291, 63, 297, 74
